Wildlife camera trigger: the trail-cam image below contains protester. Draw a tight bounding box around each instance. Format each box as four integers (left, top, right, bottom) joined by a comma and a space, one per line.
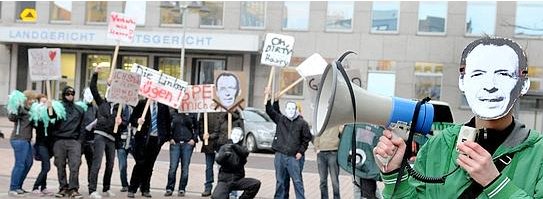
314, 126, 342, 199
79, 88, 98, 191
116, 112, 134, 193
30, 94, 55, 196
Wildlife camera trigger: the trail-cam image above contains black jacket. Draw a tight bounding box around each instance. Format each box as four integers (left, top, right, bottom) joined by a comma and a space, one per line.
130, 99, 172, 145
216, 141, 249, 182
171, 111, 199, 143
51, 101, 84, 140
90, 72, 130, 138
80, 102, 98, 142
199, 111, 243, 153
266, 100, 312, 156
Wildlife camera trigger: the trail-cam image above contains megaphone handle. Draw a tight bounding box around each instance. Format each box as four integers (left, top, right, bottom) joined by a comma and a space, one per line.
376, 127, 408, 170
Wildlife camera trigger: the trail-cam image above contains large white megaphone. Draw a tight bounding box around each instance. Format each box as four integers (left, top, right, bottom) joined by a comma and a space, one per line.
313, 59, 434, 137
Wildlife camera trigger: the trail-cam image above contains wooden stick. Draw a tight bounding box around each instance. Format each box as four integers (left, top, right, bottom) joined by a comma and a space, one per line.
204, 111, 209, 145
137, 99, 152, 131
113, 103, 123, 133
275, 77, 304, 99
263, 67, 275, 104
108, 41, 120, 80
45, 80, 52, 115
228, 112, 232, 139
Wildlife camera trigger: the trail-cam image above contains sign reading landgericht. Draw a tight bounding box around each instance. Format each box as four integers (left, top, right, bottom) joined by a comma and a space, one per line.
0, 27, 259, 52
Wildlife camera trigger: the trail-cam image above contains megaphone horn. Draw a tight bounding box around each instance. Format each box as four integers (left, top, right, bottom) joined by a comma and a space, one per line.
313, 60, 434, 137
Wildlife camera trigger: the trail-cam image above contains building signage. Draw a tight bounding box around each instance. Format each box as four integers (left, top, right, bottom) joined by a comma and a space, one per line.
0, 26, 259, 52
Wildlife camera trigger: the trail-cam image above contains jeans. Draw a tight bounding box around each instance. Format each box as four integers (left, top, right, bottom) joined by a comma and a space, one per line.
274, 152, 305, 199
117, 148, 133, 188
284, 155, 305, 198
10, 139, 33, 191
33, 144, 51, 191
204, 152, 216, 192
88, 134, 116, 193
53, 139, 82, 190
317, 151, 340, 199
166, 143, 194, 192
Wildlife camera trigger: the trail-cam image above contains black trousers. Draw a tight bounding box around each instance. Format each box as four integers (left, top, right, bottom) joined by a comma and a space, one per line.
128, 136, 162, 193
360, 178, 378, 199
88, 134, 116, 193
211, 178, 261, 199
81, 140, 94, 184
53, 139, 82, 191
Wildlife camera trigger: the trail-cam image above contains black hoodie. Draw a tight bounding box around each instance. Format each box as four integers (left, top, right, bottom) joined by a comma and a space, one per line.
51, 91, 84, 140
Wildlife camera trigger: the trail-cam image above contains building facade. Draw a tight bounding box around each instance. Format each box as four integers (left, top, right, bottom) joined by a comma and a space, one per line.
0, 1, 542, 131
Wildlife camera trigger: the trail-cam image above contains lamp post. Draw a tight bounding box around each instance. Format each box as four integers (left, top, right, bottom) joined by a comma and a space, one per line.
179, 1, 208, 80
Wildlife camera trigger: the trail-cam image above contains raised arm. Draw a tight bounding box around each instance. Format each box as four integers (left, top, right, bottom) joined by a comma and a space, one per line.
89, 71, 105, 105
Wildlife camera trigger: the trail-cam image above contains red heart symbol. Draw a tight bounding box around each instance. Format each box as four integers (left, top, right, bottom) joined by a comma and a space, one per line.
49, 51, 57, 61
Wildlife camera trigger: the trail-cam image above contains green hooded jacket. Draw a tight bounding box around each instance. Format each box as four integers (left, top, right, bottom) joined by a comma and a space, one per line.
382, 119, 543, 198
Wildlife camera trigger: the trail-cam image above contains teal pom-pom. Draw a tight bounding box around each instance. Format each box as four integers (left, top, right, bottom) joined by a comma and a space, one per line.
7, 90, 26, 115
75, 101, 88, 112
29, 102, 52, 134
51, 100, 66, 121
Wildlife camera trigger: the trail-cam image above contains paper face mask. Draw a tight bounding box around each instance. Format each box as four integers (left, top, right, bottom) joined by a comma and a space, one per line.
284, 102, 297, 119
83, 88, 94, 103
216, 74, 240, 108
231, 127, 243, 144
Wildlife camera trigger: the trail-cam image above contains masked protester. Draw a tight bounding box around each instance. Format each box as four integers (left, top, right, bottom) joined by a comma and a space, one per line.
374, 37, 543, 198
79, 88, 98, 191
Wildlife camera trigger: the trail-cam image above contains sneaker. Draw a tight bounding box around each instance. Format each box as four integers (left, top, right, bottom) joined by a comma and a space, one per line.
142, 192, 152, 198
19, 189, 30, 194
201, 190, 212, 197
90, 191, 102, 199
8, 190, 25, 197
42, 189, 55, 196
70, 190, 83, 199
178, 190, 185, 197
55, 189, 69, 198
164, 190, 173, 196
127, 192, 135, 198
120, 187, 128, 192
32, 189, 44, 196
102, 190, 115, 197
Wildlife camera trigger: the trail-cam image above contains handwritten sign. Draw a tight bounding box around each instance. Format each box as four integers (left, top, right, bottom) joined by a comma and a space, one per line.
260, 33, 295, 67
107, 12, 137, 42
106, 69, 141, 106
295, 53, 328, 78
28, 48, 61, 81
179, 84, 219, 113
131, 64, 188, 109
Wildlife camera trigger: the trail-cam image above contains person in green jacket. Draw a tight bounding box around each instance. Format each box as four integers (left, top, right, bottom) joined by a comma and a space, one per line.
374, 36, 543, 198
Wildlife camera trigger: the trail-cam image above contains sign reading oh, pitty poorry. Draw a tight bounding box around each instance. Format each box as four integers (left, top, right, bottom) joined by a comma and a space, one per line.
131, 64, 188, 109
260, 33, 295, 67
108, 12, 136, 42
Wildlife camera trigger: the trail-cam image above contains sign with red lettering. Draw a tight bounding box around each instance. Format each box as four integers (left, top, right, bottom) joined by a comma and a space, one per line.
131, 64, 189, 109
106, 69, 141, 106
107, 12, 136, 42
28, 48, 62, 81
178, 84, 219, 113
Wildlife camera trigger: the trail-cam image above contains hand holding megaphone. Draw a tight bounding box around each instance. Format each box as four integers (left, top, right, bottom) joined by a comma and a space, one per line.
373, 129, 406, 173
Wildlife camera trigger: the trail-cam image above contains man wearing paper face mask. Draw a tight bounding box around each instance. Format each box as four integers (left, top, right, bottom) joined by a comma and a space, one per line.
374, 37, 543, 198
79, 88, 98, 187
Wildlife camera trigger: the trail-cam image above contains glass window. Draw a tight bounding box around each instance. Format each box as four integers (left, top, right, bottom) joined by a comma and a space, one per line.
240, 1, 265, 29
160, 1, 182, 26
157, 57, 181, 79
16, 1, 36, 22
86, 1, 108, 23
280, 67, 303, 96
121, 56, 148, 71
418, 1, 447, 33
282, 1, 310, 30
50, 1, 71, 22
465, 1, 496, 36
528, 66, 543, 93
194, 59, 226, 84
415, 62, 443, 100
200, 1, 224, 27
371, 1, 400, 32
367, 60, 396, 96
124, 1, 146, 25
515, 1, 543, 36
58, 53, 76, 99
243, 110, 267, 122
86, 54, 112, 97
326, 1, 354, 31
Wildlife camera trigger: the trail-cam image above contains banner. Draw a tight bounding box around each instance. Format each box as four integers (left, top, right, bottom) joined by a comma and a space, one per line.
131, 64, 188, 109
28, 48, 61, 81
107, 12, 137, 42
106, 69, 141, 106
178, 84, 219, 113
295, 53, 328, 78
260, 33, 295, 67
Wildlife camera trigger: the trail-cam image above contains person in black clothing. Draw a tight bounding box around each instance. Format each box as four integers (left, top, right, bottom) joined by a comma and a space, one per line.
211, 128, 261, 199
127, 99, 171, 198
31, 94, 55, 196
165, 111, 199, 196
116, 109, 134, 193
50, 86, 84, 198
79, 88, 98, 191
88, 67, 131, 198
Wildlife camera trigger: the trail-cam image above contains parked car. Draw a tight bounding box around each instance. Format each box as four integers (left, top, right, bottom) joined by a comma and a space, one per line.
240, 107, 276, 152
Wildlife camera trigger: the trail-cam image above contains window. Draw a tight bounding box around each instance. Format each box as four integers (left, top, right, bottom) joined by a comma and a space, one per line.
50, 1, 72, 22
157, 57, 181, 78
160, 1, 182, 26
465, 1, 496, 36
86, 54, 112, 97
240, 1, 265, 29
367, 60, 396, 96
200, 1, 223, 27
418, 1, 447, 34
371, 1, 400, 33
193, 59, 226, 84
326, 1, 354, 31
86, 1, 108, 23
121, 56, 148, 71
414, 62, 443, 100
515, 1, 543, 37
282, 1, 310, 30
58, 53, 76, 99
124, 1, 146, 26
528, 66, 543, 93
16, 1, 36, 22
280, 67, 303, 97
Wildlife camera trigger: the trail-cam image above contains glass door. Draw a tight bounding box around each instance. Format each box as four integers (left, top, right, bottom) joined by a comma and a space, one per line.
193, 59, 226, 85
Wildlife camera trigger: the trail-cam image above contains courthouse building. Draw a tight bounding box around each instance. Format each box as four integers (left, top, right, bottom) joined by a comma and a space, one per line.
0, 1, 542, 131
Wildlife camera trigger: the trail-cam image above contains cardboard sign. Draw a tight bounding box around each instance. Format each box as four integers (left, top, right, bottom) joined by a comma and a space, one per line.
213, 70, 246, 111
28, 48, 62, 81
106, 69, 141, 106
107, 12, 137, 42
261, 33, 295, 67
178, 84, 219, 113
295, 53, 328, 78
131, 64, 188, 109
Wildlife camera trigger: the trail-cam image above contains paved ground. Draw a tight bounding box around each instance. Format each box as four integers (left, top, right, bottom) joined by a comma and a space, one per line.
0, 116, 383, 198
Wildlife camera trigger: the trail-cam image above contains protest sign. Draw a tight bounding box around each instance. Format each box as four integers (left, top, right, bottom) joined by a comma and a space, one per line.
260, 33, 295, 67
131, 64, 188, 109
28, 48, 61, 81
275, 53, 328, 98
107, 12, 137, 43
106, 69, 141, 106
178, 84, 219, 113
213, 70, 246, 111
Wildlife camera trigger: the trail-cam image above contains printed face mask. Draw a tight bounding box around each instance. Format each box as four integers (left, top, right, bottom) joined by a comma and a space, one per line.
284, 102, 297, 119
83, 88, 93, 103
460, 45, 522, 120
231, 127, 243, 144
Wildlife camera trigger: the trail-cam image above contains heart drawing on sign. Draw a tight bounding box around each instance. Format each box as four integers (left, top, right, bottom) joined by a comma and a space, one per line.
49, 50, 57, 61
